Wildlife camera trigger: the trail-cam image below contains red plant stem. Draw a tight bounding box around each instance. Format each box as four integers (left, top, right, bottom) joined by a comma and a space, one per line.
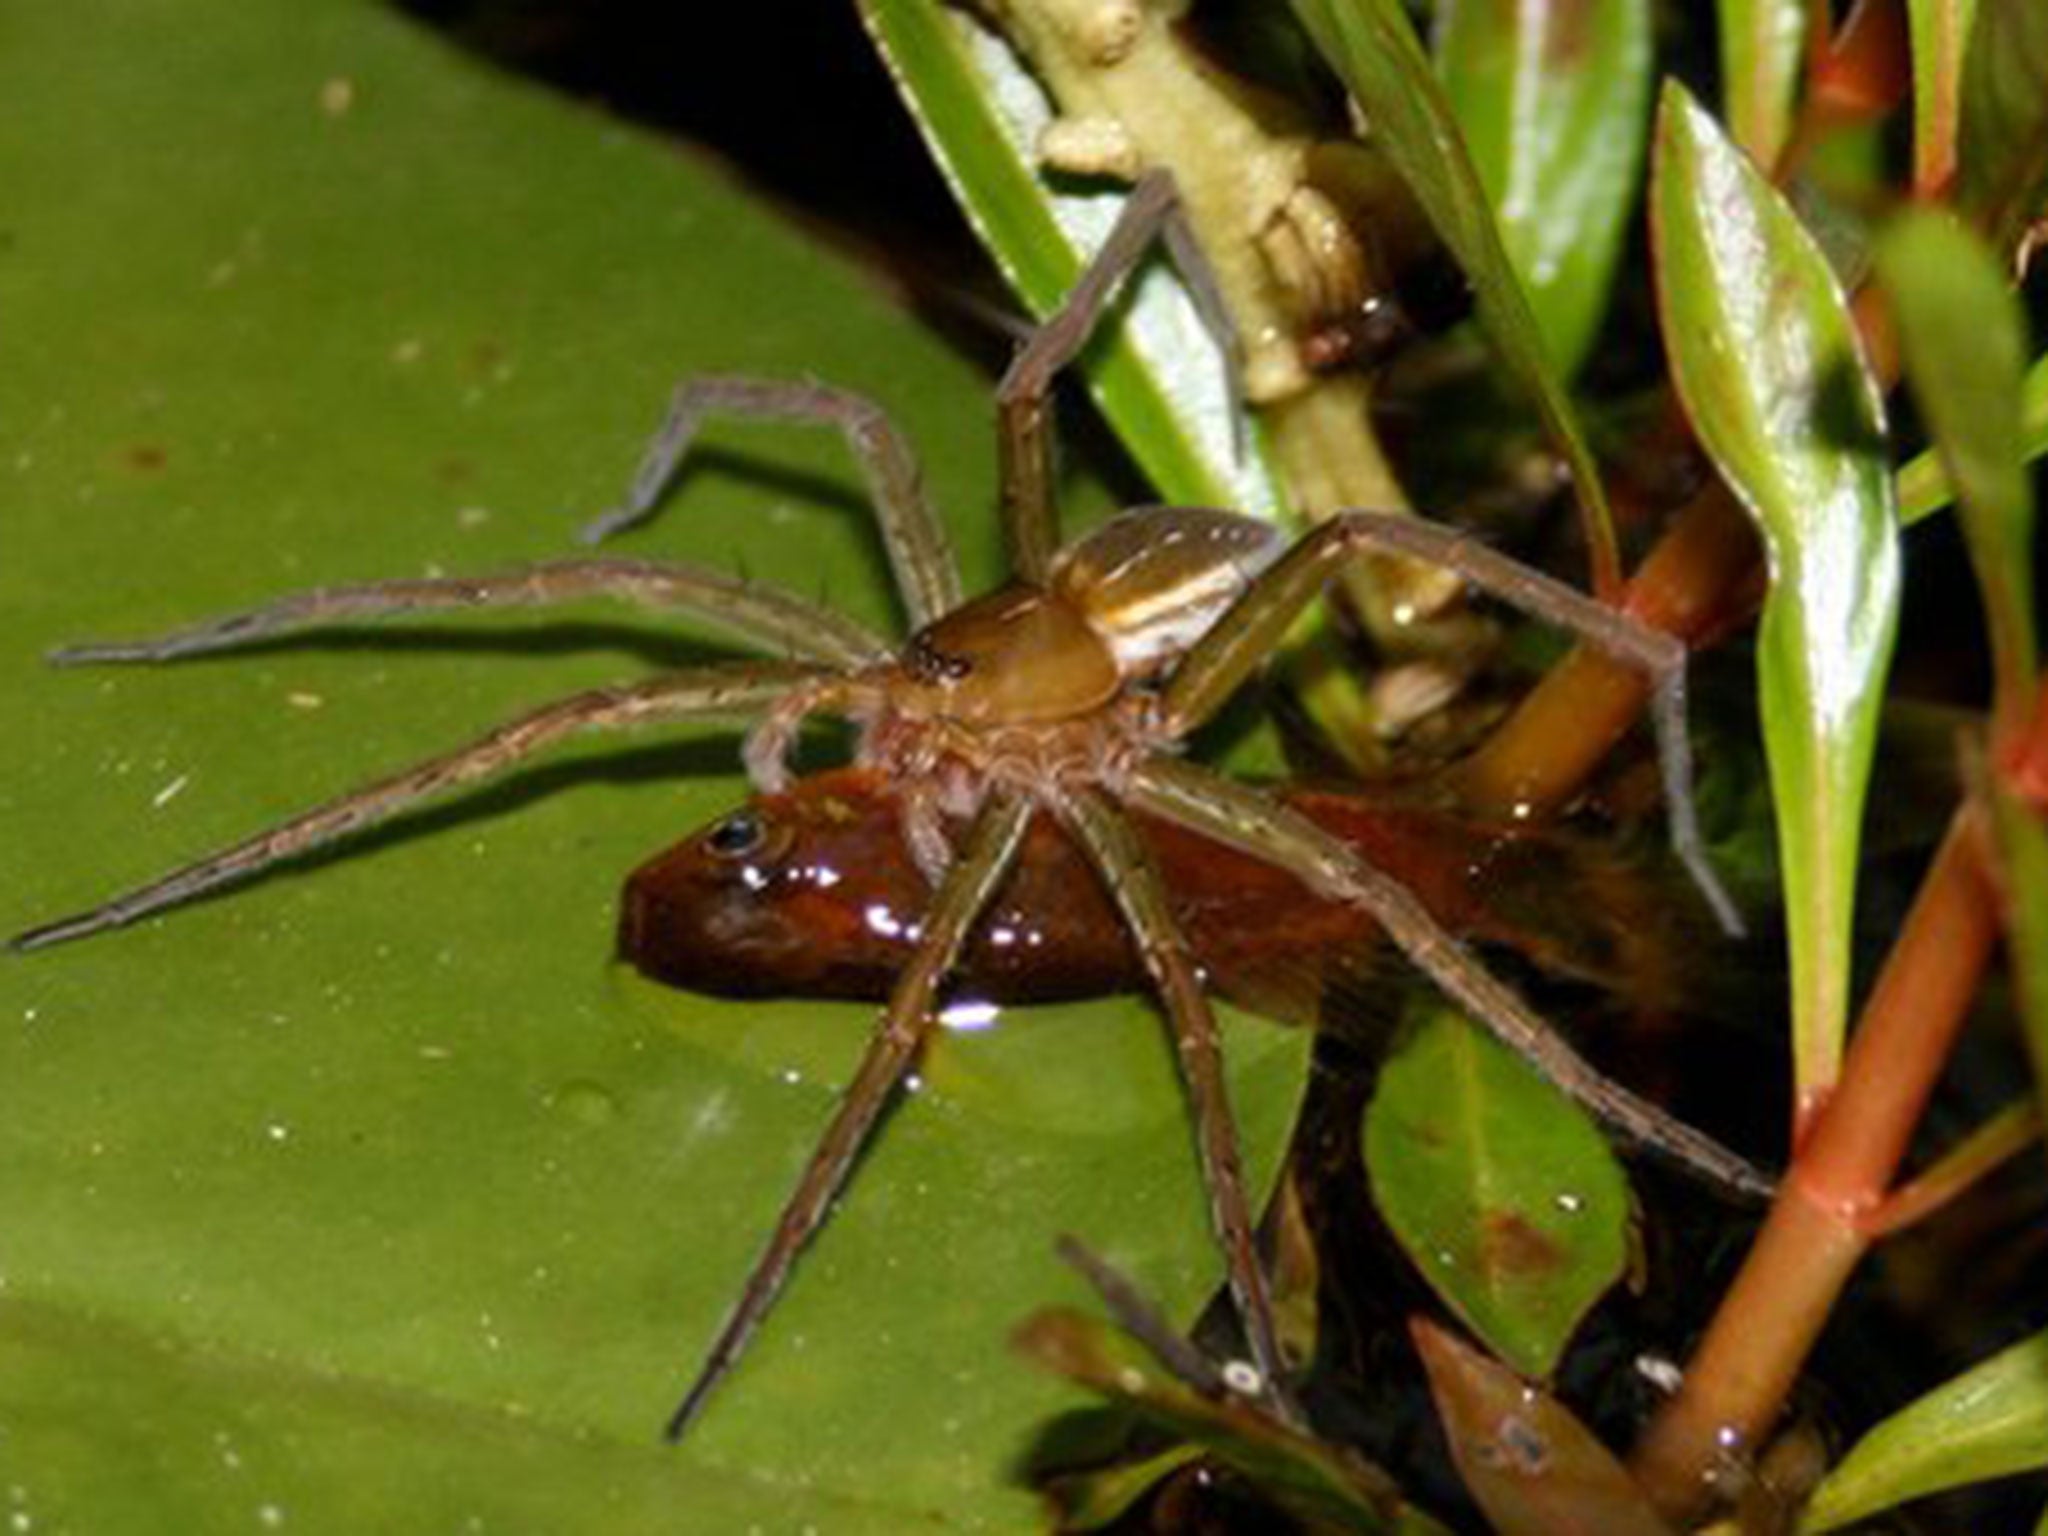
1629, 809, 2003, 1521
1456, 483, 1759, 817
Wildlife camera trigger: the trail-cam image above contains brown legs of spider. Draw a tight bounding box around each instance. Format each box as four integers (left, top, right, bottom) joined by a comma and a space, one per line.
8, 665, 827, 955
1129, 758, 1775, 1204
661, 794, 1036, 1443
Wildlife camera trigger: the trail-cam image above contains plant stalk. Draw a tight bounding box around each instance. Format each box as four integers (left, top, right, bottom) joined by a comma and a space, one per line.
1628, 808, 2002, 1521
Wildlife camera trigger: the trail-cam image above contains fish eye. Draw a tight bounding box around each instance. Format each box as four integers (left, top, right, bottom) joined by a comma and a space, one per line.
704, 811, 766, 859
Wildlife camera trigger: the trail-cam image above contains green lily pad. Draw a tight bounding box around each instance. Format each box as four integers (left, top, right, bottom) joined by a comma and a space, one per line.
0, 4, 1311, 1530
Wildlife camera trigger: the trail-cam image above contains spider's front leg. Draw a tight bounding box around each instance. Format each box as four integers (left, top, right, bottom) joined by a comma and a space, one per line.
662, 791, 1034, 1440
1162, 509, 1744, 936
1058, 788, 1304, 1427
47, 559, 890, 672
995, 168, 1241, 584
580, 375, 963, 629
9, 663, 823, 952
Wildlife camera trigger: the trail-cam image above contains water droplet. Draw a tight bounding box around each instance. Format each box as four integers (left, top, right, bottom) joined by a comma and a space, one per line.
1554, 1192, 1584, 1213
939, 999, 1002, 1032
550, 1080, 619, 1126
263, 1121, 290, 1144
1634, 1352, 1683, 1394
1220, 1359, 1262, 1395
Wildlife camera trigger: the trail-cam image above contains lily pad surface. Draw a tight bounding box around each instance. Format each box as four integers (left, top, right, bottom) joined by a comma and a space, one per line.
0, 5, 1310, 1531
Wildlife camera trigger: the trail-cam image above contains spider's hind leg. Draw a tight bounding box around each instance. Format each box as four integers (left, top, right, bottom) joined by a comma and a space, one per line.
1127, 757, 1776, 1203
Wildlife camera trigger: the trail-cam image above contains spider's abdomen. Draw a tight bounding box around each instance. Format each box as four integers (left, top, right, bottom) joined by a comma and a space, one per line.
1052, 506, 1284, 677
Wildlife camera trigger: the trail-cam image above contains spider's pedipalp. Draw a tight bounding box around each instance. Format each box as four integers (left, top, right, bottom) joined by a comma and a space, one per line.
1126, 756, 1776, 1203
579, 375, 962, 630
663, 790, 1034, 1441
9, 661, 831, 953
49, 558, 893, 673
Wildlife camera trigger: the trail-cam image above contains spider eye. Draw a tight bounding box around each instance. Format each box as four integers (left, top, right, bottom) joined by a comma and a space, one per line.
705, 812, 766, 859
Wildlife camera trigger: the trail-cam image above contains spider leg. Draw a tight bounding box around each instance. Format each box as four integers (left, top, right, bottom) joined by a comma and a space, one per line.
579, 376, 963, 630
9, 661, 828, 952
1127, 757, 1777, 1203
1058, 788, 1304, 1426
663, 791, 1034, 1441
1160, 510, 1744, 937
49, 559, 891, 671
998, 168, 1241, 586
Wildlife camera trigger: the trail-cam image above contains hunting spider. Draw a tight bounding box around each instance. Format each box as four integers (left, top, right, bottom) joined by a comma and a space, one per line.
12, 170, 1764, 1439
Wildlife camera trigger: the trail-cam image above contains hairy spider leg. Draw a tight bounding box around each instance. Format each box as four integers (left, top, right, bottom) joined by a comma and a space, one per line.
8, 664, 825, 952
996, 168, 1242, 585
663, 792, 1035, 1441
578, 375, 963, 629
48, 559, 891, 672
1159, 509, 1745, 938
1130, 758, 1774, 1201
1060, 788, 1305, 1425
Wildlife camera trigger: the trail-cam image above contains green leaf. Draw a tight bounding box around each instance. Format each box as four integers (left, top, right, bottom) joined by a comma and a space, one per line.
1898, 352, 2048, 523
1957, 0, 2048, 261
1362, 1007, 1630, 1380
1289, 0, 1621, 591
1718, 0, 1809, 169
0, 3, 1311, 1529
1908, 0, 1981, 192
1990, 781, 2048, 1140
1651, 83, 1900, 1103
1801, 1327, 2048, 1530
1877, 210, 2039, 732
857, 0, 1282, 519
1411, 1319, 1675, 1536
1434, 0, 1653, 379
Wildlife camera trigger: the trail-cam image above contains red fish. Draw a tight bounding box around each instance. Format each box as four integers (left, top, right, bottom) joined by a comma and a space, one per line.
619, 766, 1690, 1030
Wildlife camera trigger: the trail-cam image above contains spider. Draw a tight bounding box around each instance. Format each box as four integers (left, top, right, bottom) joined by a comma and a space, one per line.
12, 170, 1766, 1441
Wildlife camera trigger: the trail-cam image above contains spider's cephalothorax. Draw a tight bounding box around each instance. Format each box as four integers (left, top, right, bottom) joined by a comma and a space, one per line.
11, 169, 1765, 1445
748, 505, 1286, 874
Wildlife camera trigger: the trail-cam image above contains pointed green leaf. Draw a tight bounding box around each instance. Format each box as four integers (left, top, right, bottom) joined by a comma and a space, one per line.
1652, 83, 1900, 1101
1878, 209, 2038, 731
1908, 0, 1981, 192
1290, 0, 1620, 589
857, 0, 1282, 518
1434, 0, 1653, 378
1957, 0, 2048, 261
1802, 1328, 2048, 1530
1718, 0, 1808, 169
0, 3, 1312, 1529
1363, 1007, 1630, 1379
